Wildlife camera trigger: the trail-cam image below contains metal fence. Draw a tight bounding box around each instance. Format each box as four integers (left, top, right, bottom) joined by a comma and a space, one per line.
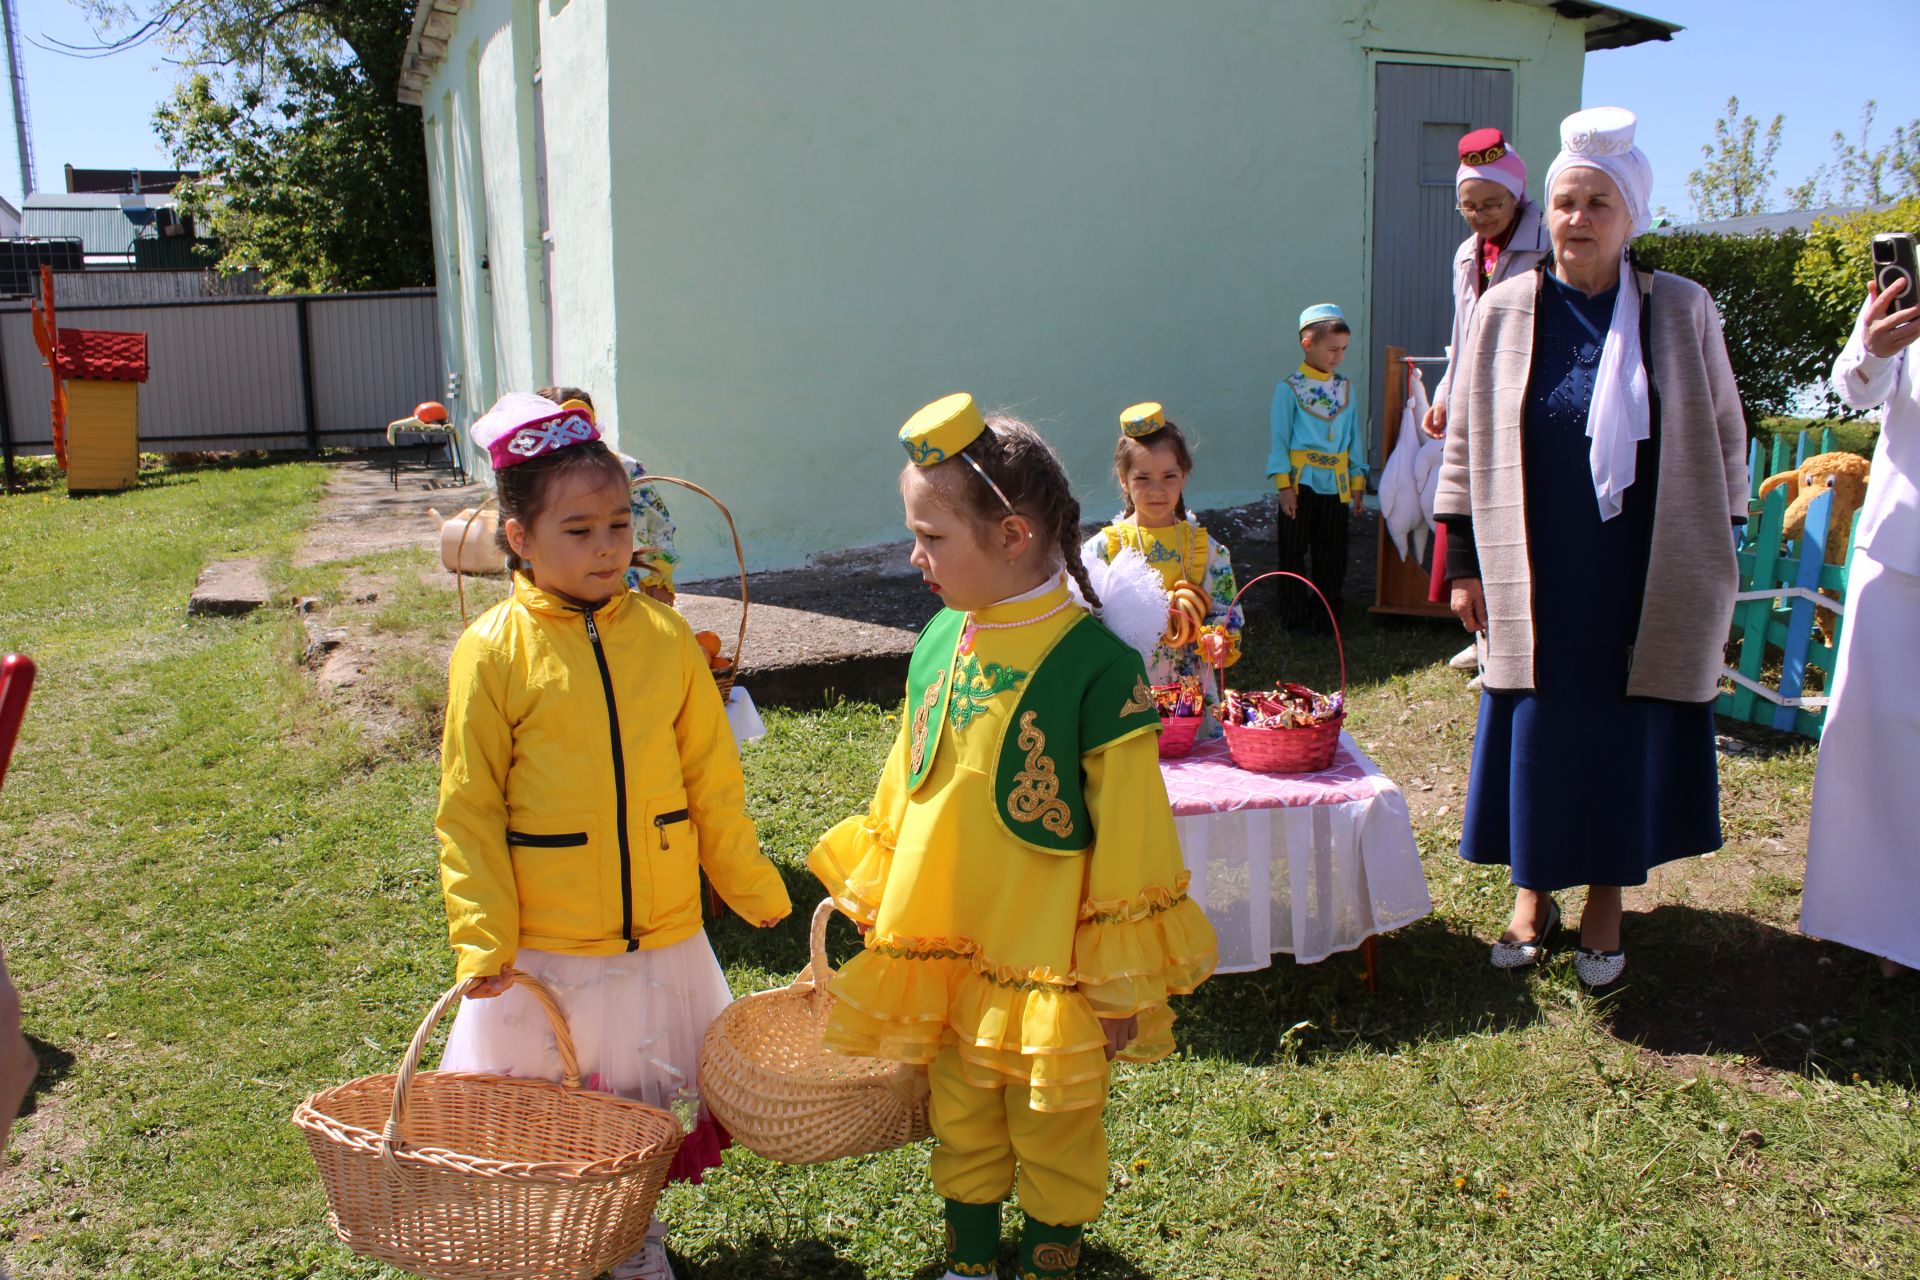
0, 288, 441, 471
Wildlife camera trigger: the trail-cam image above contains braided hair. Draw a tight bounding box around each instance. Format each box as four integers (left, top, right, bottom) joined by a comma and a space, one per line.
1113, 422, 1196, 521
936, 414, 1101, 610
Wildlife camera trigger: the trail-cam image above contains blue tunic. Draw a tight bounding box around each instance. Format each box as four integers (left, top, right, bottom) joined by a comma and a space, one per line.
1459, 270, 1722, 890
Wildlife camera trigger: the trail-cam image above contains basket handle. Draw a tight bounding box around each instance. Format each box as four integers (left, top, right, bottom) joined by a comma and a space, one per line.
641, 475, 750, 680
797, 898, 837, 996
379, 967, 581, 1172
1214, 570, 1347, 701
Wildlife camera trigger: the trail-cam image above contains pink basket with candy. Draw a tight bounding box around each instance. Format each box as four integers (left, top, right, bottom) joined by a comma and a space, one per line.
1213, 571, 1347, 773
1152, 678, 1206, 759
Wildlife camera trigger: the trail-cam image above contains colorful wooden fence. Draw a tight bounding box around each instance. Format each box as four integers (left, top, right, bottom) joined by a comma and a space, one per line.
1717, 426, 1860, 738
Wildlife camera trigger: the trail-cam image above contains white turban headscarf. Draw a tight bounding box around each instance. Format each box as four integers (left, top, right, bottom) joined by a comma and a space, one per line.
1545, 107, 1654, 522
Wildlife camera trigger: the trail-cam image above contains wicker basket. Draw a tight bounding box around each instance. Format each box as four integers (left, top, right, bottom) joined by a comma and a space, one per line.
699, 900, 931, 1164
1158, 713, 1204, 759
1216, 570, 1348, 774
644, 475, 749, 698
292, 969, 685, 1280
452, 473, 751, 699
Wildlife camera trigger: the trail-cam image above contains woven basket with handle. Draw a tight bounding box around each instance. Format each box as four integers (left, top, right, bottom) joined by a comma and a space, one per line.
699, 899, 931, 1164
291, 969, 685, 1280
1216, 570, 1347, 773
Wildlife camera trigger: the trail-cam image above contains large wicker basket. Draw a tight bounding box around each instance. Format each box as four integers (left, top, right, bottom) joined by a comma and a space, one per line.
292, 969, 685, 1280
699, 899, 931, 1164
1217, 570, 1347, 774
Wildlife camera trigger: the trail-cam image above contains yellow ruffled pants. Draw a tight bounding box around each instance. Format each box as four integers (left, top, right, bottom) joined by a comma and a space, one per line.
928, 1047, 1109, 1227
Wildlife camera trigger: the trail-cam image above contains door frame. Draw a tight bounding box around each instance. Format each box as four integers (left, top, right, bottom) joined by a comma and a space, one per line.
1359, 48, 1525, 466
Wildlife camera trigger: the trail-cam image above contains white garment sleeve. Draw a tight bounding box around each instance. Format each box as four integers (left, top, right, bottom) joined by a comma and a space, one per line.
1834, 298, 1904, 412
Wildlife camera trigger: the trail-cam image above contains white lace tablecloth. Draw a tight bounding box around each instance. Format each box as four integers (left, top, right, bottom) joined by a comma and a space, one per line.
1161, 732, 1431, 971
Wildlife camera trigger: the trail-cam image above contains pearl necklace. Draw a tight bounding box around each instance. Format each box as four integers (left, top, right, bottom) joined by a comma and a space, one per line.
959, 597, 1075, 655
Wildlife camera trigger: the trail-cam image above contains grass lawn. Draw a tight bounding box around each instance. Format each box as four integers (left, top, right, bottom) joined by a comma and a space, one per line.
1, 463, 1916, 1280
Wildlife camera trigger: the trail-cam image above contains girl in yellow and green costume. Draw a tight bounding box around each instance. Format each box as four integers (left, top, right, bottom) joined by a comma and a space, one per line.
810, 394, 1217, 1280
1084, 402, 1244, 737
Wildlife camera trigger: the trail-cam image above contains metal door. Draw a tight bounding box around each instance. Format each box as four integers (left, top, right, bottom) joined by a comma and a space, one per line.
1369, 63, 1513, 462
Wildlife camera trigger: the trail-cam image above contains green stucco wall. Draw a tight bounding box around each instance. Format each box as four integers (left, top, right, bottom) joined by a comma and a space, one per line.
420, 0, 1587, 576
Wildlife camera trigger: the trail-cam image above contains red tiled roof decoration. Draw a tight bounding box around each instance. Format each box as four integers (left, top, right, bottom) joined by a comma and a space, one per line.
53, 328, 150, 383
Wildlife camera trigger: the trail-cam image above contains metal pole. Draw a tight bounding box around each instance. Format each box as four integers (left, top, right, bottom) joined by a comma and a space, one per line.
0, 0, 35, 198
294, 298, 320, 454
0, 310, 14, 493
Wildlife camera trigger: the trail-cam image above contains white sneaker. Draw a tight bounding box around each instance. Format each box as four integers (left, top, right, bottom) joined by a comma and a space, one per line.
1466, 674, 1484, 693
1448, 644, 1479, 671
611, 1237, 677, 1280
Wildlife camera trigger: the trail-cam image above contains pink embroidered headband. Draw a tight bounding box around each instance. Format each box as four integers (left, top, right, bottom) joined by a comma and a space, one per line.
469, 392, 602, 470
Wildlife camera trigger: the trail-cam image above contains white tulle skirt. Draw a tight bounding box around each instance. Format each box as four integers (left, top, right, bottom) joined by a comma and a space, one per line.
441, 930, 735, 1181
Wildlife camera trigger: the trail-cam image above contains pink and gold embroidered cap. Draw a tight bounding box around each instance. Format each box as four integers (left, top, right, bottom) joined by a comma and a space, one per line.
469, 392, 601, 470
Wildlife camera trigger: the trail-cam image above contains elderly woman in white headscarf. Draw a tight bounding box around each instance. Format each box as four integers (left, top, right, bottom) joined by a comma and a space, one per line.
1433, 108, 1749, 986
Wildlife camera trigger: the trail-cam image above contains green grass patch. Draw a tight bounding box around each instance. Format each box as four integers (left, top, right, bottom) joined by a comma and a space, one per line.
1, 465, 1916, 1278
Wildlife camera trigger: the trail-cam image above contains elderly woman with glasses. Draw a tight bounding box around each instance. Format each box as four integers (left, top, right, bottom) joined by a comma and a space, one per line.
1424, 128, 1553, 637
1433, 107, 1749, 986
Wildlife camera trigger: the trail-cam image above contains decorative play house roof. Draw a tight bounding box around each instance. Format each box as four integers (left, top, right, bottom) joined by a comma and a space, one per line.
53, 328, 150, 383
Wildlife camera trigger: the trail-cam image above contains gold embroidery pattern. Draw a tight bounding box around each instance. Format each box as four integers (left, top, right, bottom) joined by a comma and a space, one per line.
1031, 1241, 1081, 1271
1119, 674, 1154, 717
951, 1264, 994, 1278
1008, 710, 1073, 838
908, 671, 945, 776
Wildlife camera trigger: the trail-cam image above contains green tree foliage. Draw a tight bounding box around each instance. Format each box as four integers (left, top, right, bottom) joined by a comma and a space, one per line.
1795, 196, 1920, 355
1789, 102, 1920, 209
1633, 228, 1836, 423
74, 1, 430, 293
1686, 96, 1785, 221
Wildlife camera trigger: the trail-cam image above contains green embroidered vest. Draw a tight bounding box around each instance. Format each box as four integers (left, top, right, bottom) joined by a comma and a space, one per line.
903, 609, 1160, 854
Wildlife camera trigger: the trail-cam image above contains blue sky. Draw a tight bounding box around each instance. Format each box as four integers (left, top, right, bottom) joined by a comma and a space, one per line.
1, 0, 1915, 220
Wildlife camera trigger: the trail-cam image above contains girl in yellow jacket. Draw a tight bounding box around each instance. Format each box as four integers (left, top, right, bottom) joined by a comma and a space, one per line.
810, 395, 1216, 1280
434, 392, 791, 1280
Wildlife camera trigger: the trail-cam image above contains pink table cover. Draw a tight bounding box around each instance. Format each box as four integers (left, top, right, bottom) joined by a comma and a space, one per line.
1160, 733, 1384, 816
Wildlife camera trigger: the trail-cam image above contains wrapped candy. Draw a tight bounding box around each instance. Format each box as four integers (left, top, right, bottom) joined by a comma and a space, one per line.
1219, 683, 1344, 730
1152, 676, 1207, 720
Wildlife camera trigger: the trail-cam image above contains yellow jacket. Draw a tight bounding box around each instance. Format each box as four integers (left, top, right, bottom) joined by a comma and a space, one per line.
436, 575, 791, 982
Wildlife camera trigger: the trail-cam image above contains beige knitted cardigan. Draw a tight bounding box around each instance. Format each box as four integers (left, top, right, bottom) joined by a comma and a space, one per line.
1432, 264, 1749, 702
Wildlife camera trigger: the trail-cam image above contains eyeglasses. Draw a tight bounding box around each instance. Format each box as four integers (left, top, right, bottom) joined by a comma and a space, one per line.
1456, 199, 1512, 217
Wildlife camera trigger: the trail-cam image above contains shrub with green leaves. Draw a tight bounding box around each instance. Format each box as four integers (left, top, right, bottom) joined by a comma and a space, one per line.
1795, 196, 1920, 359
1632, 228, 1834, 425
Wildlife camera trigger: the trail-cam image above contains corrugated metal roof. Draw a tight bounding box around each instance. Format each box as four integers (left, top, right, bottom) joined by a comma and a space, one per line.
20, 193, 187, 256
1659, 204, 1890, 237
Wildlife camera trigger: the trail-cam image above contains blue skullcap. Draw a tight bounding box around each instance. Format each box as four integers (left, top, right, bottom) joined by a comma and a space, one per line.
1298, 303, 1346, 331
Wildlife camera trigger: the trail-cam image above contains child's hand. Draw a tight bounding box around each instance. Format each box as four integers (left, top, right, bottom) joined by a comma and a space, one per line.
1277, 489, 1298, 519
1101, 1015, 1139, 1060
756, 917, 783, 928
464, 973, 513, 1000
643, 584, 676, 606
1196, 630, 1230, 666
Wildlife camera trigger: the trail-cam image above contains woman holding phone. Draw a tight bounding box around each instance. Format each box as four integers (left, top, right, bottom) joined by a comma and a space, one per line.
1800, 264, 1920, 978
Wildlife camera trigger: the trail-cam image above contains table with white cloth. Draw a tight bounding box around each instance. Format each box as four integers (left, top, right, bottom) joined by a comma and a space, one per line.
1160, 732, 1431, 983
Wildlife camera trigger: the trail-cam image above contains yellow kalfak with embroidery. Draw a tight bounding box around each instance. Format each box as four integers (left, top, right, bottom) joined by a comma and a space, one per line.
808, 581, 1217, 1113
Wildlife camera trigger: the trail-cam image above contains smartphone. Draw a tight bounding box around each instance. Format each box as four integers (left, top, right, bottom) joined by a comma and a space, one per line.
1871, 232, 1919, 312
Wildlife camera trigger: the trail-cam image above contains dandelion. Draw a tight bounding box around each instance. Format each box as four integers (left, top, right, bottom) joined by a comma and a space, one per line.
1131, 1157, 1151, 1174
1494, 1184, 1510, 1201
1452, 1176, 1467, 1191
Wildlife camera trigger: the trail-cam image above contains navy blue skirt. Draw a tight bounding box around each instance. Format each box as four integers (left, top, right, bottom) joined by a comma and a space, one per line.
1458, 271, 1722, 891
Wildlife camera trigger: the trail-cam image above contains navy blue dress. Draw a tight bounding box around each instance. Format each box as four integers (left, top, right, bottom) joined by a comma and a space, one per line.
1459, 271, 1722, 891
